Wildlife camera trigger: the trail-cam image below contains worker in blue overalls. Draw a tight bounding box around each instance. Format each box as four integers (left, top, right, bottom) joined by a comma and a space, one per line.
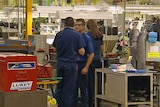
52, 17, 86, 107
75, 18, 94, 107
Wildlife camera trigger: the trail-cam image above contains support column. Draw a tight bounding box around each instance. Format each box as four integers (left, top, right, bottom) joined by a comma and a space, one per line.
25, 0, 33, 40
15, 0, 18, 6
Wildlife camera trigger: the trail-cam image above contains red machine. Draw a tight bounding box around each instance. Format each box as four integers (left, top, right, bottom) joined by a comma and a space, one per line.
0, 52, 37, 92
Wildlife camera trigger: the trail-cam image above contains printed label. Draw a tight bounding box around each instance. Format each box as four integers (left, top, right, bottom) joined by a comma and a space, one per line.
8, 62, 36, 70
10, 81, 33, 91
148, 52, 160, 58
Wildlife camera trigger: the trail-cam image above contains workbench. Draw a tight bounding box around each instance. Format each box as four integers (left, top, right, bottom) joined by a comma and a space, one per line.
95, 68, 153, 107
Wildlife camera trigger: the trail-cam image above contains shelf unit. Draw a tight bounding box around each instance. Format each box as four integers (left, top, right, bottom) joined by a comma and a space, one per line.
95, 68, 153, 107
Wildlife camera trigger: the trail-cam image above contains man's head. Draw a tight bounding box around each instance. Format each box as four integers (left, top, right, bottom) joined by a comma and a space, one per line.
65, 17, 74, 27
75, 18, 85, 34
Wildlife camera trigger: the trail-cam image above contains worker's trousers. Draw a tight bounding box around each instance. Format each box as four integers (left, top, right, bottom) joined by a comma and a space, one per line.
77, 61, 89, 107
55, 61, 77, 107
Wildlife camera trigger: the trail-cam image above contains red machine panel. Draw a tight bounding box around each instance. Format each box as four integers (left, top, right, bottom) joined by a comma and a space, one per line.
0, 52, 37, 92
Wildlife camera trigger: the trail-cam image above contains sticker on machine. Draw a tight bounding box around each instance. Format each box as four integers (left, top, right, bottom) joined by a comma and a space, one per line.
10, 81, 33, 91
8, 62, 36, 70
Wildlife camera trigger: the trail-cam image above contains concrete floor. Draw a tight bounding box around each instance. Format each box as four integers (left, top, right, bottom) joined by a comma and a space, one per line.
100, 101, 157, 107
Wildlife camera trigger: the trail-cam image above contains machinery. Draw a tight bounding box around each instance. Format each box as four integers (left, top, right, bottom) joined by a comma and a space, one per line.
28, 35, 50, 65
0, 52, 37, 92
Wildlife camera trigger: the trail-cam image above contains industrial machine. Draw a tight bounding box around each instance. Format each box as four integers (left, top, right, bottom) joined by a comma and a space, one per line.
0, 52, 37, 92
28, 35, 50, 65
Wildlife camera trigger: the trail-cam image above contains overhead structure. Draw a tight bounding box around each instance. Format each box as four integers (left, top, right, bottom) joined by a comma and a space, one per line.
56, 11, 113, 19
126, 5, 160, 14
33, 5, 114, 19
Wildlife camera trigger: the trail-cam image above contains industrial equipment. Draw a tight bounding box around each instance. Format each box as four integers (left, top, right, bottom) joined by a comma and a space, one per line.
0, 52, 37, 92
28, 35, 49, 65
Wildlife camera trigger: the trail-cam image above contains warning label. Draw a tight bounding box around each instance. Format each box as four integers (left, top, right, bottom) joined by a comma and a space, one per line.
148, 52, 160, 58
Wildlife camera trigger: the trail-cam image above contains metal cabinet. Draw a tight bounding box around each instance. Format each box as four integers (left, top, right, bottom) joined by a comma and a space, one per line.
95, 68, 153, 107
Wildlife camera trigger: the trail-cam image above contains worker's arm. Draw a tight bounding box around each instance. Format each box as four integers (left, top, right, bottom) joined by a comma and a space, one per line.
78, 48, 85, 56
81, 52, 94, 75
52, 47, 57, 53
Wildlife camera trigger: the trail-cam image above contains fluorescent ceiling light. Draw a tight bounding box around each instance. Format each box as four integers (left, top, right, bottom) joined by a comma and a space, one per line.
141, 11, 160, 15
126, 5, 160, 10
35, 6, 72, 12
108, 6, 122, 10
73, 5, 100, 11
3, 6, 34, 12
56, 11, 113, 19
109, 10, 123, 14
147, 13, 160, 15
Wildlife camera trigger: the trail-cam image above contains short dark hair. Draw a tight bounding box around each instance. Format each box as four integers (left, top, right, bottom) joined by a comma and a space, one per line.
76, 18, 85, 26
65, 17, 74, 27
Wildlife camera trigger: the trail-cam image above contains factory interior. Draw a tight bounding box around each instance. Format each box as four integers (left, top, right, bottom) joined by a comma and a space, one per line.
0, 0, 160, 107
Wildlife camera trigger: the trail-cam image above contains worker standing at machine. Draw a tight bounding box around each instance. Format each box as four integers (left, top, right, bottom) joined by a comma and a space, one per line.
75, 18, 94, 107
52, 17, 86, 107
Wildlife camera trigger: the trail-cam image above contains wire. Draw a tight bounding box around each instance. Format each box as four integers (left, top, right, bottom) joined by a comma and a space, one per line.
43, 53, 51, 66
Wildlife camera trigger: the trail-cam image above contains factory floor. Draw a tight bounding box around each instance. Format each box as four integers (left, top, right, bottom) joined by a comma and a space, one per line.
95, 100, 158, 107
77, 98, 158, 107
